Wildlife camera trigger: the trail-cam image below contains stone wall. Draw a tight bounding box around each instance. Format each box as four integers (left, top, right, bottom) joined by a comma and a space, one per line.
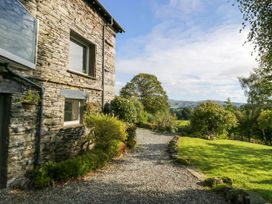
8, 88, 38, 187
0, 0, 118, 187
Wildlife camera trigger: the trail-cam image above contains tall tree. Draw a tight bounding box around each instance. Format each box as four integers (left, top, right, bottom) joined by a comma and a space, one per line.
239, 68, 272, 105
120, 73, 170, 114
236, 0, 272, 67
236, 0, 272, 104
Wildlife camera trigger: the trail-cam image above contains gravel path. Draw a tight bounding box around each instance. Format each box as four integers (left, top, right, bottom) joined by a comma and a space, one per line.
0, 129, 226, 204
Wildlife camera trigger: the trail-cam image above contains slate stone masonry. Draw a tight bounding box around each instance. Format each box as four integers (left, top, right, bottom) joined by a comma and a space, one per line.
0, 0, 118, 187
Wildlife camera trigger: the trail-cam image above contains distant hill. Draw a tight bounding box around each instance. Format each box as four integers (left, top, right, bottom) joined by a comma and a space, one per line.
169, 99, 244, 109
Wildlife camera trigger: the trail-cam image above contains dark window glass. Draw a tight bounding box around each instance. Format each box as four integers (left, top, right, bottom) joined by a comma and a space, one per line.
64, 99, 80, 123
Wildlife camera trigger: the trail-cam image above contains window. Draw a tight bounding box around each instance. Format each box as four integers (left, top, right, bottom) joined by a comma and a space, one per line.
69, 31, 96, 77
64, 99, 82, 126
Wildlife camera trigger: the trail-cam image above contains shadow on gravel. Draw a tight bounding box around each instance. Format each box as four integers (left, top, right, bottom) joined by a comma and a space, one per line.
0, 180, 225, 204
132, 144, 170, 162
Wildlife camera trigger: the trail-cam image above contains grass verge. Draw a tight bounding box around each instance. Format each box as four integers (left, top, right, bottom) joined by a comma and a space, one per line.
177, 137, 272, 202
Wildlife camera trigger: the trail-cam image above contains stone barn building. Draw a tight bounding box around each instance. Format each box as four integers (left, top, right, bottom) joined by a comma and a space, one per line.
0, 0, 124, 188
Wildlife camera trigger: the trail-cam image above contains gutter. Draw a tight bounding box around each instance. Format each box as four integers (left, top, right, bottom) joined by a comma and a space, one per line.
1, 63, 44, 167
102, 18, 114, 110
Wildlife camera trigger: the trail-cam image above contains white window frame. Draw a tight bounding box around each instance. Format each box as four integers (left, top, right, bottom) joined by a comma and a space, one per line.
64, 99, 81, 127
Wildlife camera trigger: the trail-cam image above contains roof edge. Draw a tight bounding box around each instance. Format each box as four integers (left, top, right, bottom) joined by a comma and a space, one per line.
86, 0, 125, 33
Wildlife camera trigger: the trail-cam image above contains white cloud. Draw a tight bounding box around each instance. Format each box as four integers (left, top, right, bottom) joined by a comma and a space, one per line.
152, 0, 204, 20
116, 1, 258, 102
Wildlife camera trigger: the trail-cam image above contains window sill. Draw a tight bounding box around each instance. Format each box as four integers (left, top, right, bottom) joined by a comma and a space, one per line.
68, 70, 96, 80
62, 123, 84, 129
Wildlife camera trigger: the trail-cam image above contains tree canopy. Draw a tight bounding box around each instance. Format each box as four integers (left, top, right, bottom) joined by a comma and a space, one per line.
236, 0, 272, 105
120, 73, 170, 114
191, 101, 238, 137
236, 0, 272, 67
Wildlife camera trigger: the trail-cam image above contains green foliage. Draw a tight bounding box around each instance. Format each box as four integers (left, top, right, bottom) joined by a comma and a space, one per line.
202, 177, 233, 188
257, 109, 272, 144
235, 104, 260, 141
236, 0, 272, 67
176, 120, 191, 135
32, 113, 132, 189
171, 107, 193, 120
237, 0, 272, 105
31, 162, 55, 188
126, 124, 137, 149
109, 96, 138, 123
258, 109, 272, 130
84, 113, 128, 144
176, 137, 272, 202
95, 140, 126, 158
151, 111, 178, 133
32, 141, 126, 189
191, 101, 238, 138
130, 97, 148, 125
108, 96, 148, 125
239, 68, 272, 105
120, 73, 170, 114
19, 90, 40, 105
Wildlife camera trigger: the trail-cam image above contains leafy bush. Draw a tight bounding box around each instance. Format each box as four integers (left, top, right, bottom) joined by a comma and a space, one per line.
191, 101, 238, 138
152, 111, 178, 133
257, 109, 272, 144
95, 140, 126, 158
130, 98, 148, 125
17, 90, 40, 105
84, 113, 128, 144
32, 142, 125, 189
108, 96, 148, 125
109, 96, 138, 123
31, 162, 55, 188
126, 124, 137, 149
32, 113, 132, 189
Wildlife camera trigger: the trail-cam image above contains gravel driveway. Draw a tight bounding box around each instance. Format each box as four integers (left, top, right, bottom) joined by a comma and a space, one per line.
0, 129, 226, 204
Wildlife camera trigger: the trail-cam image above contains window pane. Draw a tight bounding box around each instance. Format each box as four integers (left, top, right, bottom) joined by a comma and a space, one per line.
64, 100, 79, 122
0, 0, 37, 64
69, 40, 84, 73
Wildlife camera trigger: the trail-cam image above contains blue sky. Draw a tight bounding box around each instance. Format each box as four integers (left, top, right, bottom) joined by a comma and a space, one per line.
100, 0, 257, 102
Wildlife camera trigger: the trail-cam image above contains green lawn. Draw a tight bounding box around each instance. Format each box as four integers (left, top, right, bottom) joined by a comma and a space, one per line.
177, 137, 272, 202
176, 120, 190, 127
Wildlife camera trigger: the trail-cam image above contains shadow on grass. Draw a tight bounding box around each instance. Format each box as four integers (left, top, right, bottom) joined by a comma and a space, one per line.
178, 140, 272, 202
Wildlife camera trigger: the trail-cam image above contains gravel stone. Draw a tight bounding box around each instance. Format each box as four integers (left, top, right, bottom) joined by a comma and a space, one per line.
0, 128, 226, 204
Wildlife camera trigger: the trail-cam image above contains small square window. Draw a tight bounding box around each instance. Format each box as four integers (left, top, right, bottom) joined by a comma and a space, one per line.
64, 99, 81, 126
69, 31, 96, 77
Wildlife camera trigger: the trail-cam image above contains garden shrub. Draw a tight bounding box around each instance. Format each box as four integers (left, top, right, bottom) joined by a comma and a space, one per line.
84, 113, 128, 144
151, 111, 178, 133
31, 144, 119, 189
32, 113, 134, 189
190, 101, 238, 138
130, 98, 148, 125
31, 162, 55, 189
89, 149, 109, 168
95, 140, 126, 158
109, 96, 138, 123
108, 96, 148, 125
126, 124, 137, 149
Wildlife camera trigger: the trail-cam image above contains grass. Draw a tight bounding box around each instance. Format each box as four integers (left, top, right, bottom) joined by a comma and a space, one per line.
177, 137, 272, 202
176, 120, 190, 127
